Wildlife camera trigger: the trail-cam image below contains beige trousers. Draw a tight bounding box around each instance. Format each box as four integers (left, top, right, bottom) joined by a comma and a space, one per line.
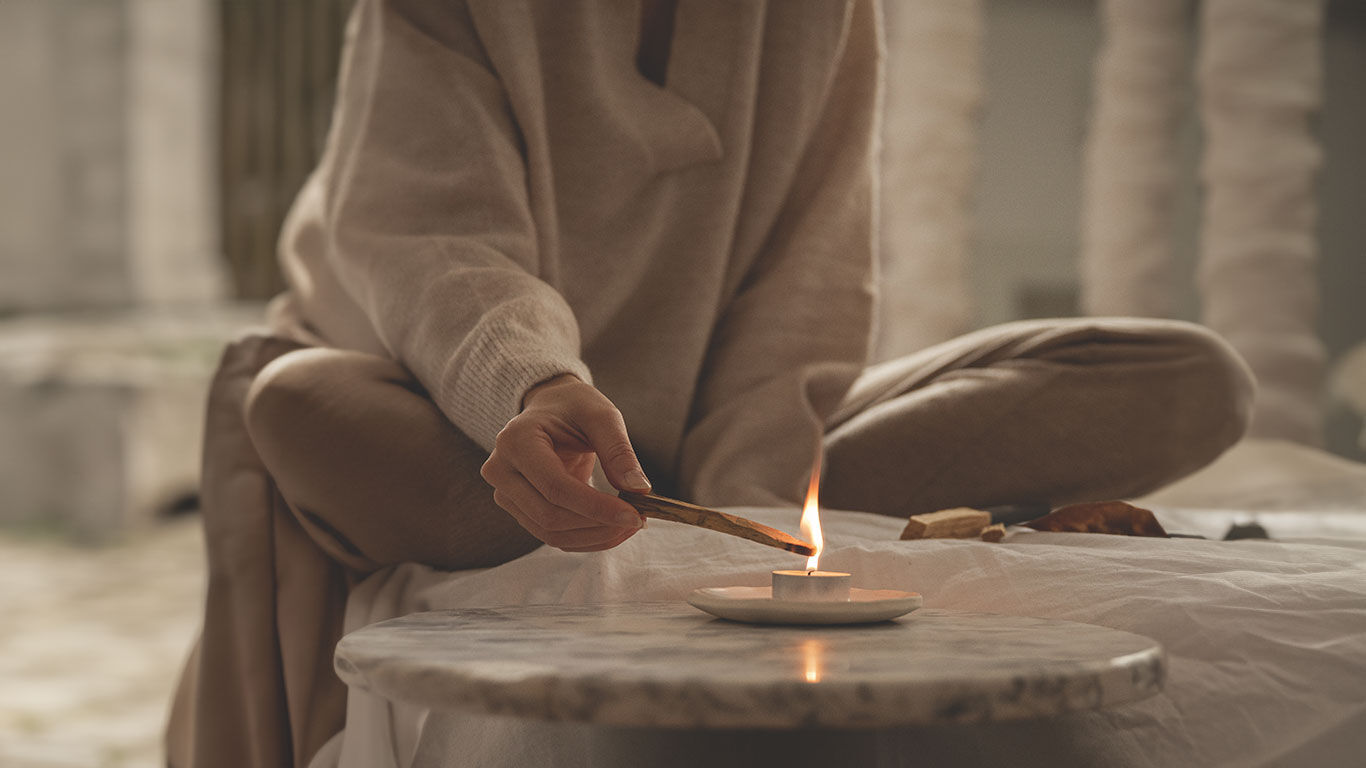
168, 317, 1253, 768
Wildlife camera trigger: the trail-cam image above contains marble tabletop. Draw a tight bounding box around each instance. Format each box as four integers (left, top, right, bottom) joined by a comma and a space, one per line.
334, 603, 1164, 729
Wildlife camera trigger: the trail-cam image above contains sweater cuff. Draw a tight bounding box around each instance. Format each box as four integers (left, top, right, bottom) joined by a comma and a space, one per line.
438, 333, 592, 453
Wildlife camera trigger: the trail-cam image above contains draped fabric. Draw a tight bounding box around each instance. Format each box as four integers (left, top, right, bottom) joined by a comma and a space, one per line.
1074, 0, 1327, 444
872, 0, 982, 362
1079, 0, 1192, 319
1196, 0, 1327, 445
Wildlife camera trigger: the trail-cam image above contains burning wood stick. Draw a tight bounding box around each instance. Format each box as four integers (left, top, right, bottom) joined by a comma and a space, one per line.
618, 491, 816, 556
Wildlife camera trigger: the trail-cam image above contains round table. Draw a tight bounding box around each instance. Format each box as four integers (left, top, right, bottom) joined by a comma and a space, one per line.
335, 603, 1164, 731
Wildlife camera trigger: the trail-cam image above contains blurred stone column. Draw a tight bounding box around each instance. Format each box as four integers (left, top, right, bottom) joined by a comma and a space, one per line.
0, 0, 252, 541
1197, 0, 1327, 444
127, 0, 226, 306
0, 0, 225, 311
1079, 0, 1193, 318
873, 0, 983, 362
0, 0, 132, 312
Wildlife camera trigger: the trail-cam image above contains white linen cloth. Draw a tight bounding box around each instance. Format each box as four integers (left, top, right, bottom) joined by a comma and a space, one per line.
318, 494, 1366, 768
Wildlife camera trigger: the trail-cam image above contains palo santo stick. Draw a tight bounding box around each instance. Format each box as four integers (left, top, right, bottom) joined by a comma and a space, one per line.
618, 491, 815, 556
900, 507, 992, 540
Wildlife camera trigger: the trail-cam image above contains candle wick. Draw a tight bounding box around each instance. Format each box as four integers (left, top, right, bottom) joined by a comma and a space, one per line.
806, 568, 815, 576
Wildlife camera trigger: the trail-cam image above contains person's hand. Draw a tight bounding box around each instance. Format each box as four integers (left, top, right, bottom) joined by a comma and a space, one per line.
480, 374, 651, 552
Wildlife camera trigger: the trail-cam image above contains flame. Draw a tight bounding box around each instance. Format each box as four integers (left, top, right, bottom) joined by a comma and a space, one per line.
799, 452, 823, 571
800, 638, 825, 684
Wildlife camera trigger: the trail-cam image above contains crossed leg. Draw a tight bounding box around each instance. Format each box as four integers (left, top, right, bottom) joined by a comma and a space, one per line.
243, 347, 541, 573
821, 317, 1255, 518
246, 317, 1255, 571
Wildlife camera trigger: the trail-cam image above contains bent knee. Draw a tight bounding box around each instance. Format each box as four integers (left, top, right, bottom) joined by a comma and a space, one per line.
1052, 319, 1256, 489
1161, 321, 1256, 451
1106, 321, 1256, 487
243, 348, 407, 456
244, 348, 325, 454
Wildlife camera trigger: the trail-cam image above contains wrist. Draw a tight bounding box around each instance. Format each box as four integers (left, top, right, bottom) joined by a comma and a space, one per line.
521, 373, 581, 411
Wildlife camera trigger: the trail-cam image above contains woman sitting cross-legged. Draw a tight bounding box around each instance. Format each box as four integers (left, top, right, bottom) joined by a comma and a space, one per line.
166, 1, 1253, 766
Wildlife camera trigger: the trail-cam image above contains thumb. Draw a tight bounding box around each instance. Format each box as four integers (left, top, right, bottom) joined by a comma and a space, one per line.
581, 408, 652, 493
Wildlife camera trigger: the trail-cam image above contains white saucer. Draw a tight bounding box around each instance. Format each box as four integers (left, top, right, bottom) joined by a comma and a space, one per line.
687, 586, 923, 626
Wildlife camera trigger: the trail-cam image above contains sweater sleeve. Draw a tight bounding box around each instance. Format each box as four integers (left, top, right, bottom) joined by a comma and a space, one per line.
677, 0, 882, 507
300, 0, 590, 451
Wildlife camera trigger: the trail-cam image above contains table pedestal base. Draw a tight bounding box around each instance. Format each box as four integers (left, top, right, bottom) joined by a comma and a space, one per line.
413, 713, 1112, 768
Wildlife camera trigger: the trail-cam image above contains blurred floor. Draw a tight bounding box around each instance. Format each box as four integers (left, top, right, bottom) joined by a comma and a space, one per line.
0, 517, 205, 768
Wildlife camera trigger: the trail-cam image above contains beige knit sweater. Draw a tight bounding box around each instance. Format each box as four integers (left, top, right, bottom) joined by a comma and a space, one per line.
269, 0, 882, 506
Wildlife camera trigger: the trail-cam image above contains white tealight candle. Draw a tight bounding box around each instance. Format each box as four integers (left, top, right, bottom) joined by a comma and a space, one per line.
772, 569, 851, 602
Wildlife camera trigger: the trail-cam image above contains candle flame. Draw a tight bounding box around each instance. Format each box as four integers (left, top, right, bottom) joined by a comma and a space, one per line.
800, 452, 823, 571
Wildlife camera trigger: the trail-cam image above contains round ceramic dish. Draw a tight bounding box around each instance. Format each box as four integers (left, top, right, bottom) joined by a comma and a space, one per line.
687, 586, 922, 625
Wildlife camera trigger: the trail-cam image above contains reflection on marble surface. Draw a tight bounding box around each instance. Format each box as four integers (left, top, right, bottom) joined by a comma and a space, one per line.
336, 603, 1164, 729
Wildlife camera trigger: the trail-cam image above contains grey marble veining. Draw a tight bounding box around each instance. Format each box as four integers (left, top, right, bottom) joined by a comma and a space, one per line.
335, 604, 1164, 729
